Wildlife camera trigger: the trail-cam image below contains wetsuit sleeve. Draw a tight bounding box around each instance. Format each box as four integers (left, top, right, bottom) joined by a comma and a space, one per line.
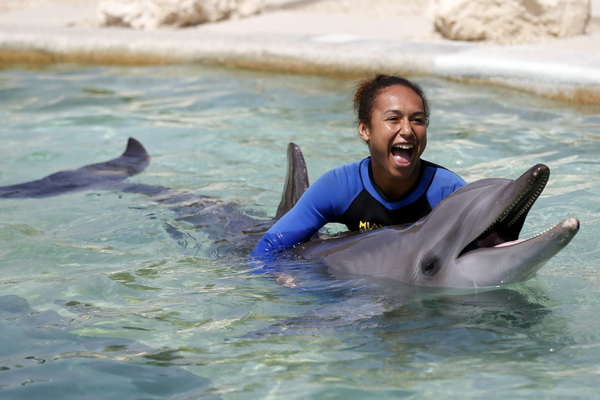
251, 167, 355, 260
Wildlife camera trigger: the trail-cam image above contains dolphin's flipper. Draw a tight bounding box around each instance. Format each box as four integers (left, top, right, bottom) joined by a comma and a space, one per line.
275, 142, 309, 219
0, 138, 149, 198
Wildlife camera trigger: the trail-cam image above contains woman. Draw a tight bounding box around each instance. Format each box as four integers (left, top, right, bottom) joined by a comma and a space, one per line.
251, 74, 466, 259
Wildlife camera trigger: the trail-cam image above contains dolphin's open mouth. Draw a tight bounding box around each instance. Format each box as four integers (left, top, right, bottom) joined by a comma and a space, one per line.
458, 164, 550, 258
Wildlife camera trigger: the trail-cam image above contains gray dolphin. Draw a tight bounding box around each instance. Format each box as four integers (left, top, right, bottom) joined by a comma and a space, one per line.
293, 164, 580, 288
0, 138, 149, 198
0, 138, 579, 289
0, 138, 307, 257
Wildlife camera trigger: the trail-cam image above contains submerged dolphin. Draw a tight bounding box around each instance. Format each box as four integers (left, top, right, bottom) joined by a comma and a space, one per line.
0, 138, 579, 289
294, 164, 580, 288
0, 138, 307, 257
0, 138, 149, 198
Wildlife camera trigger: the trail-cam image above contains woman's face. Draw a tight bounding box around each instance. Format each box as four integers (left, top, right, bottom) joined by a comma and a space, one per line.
358, 84, 428, 198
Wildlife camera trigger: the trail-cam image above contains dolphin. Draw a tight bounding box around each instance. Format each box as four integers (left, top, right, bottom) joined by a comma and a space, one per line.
0, 138, 307, 257
0, 138, 579, 289
293, 164, 580, 288
0, 138, 149, 198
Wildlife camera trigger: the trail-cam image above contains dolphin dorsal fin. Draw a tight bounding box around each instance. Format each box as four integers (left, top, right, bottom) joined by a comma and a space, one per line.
275, 142, 309, 219
122, 137, 150, 159
86, 137, 150, 176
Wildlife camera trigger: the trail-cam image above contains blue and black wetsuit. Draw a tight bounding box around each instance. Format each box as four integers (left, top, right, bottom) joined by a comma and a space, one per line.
251, 157, 465, 259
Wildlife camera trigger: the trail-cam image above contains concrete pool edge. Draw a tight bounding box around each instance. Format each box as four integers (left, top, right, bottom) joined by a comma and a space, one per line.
0, 24, 599, 105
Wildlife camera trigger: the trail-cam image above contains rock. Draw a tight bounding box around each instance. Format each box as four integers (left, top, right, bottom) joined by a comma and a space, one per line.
98, 0, 266, 29
432, 0, 591, 44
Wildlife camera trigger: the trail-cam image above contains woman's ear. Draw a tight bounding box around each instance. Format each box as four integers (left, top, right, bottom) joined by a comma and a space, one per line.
358, 121, 370, 143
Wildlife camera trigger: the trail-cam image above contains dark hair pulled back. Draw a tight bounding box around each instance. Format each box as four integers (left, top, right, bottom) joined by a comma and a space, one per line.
353, 74, 430, 128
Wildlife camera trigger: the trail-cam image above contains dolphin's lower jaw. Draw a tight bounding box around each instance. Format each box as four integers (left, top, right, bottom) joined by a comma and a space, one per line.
451, 217, 580, 288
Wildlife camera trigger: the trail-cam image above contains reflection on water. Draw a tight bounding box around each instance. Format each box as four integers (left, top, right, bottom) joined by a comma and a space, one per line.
0, 65, 599, 399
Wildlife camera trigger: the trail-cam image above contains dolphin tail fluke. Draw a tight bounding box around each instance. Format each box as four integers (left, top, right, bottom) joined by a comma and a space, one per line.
275, 143, 309, 219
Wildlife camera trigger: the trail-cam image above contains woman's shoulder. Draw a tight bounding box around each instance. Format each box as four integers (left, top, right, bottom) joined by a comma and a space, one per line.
319, 158, 367, 183
423, 160, 465, 185
422, 160, 466, 206
306, 158, 368, 208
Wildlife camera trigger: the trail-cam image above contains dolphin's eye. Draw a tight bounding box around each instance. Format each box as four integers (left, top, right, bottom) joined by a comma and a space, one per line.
421, 259, 440, 277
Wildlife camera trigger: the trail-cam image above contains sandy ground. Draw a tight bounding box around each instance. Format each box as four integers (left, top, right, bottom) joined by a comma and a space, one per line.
1, 0, 597, 39
284, 0, 429, 18
0, 0, 97, 12
0, 0, 428, 14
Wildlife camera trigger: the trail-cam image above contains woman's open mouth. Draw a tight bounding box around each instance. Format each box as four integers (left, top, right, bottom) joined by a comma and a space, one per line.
391, 144, 414, 166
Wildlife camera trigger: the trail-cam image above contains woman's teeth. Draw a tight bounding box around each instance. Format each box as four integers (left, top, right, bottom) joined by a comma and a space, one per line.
392, 144, 414, 163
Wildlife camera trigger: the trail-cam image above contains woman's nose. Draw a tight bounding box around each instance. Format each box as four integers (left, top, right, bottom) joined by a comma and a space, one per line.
398, 118, 413, 137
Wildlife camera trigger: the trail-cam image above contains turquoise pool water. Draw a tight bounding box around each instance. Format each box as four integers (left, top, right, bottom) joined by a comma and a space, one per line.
0, 65, 599, 399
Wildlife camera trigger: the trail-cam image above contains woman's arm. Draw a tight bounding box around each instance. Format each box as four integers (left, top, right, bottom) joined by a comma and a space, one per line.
250, 164, 360, 260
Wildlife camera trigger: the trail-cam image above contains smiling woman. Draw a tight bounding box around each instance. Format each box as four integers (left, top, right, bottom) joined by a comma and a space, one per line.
251, 74, 466, 260
356, 77, 430, 199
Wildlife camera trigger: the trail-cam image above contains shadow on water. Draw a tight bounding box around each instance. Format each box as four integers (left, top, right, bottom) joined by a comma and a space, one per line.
0, 295, 219, 399
238, 264, 566, 353
213, 270, 575, 399
378, 285, 563, 354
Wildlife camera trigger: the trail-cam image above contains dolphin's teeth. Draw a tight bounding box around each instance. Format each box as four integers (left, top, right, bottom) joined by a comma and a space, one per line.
471, 168, 549, 249
495, 223, 559, 248
506, 176, 547, 228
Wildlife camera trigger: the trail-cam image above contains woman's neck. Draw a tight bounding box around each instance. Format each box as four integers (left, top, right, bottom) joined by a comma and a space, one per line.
369, 158, 423, 201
